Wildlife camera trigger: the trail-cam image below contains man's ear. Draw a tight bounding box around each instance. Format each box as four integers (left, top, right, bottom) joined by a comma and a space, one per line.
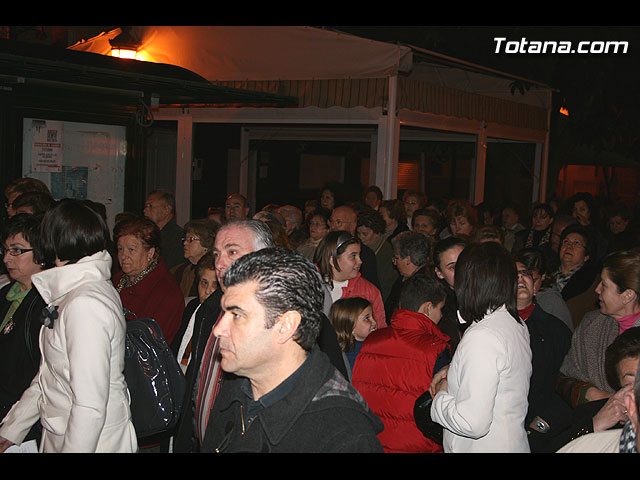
275, 311, 302, 344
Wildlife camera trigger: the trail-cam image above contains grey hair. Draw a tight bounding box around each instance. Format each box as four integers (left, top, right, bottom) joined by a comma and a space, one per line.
221, 218, 275, 251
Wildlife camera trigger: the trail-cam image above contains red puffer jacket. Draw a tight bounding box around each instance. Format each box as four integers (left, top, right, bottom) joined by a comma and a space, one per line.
352, 309, 450, 453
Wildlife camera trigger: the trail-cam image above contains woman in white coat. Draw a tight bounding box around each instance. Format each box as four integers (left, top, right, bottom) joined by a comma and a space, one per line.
0, 199, 137, 453
429, 242, 532, 452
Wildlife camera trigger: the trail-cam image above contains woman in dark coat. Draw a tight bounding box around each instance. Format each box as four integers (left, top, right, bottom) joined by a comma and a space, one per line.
0, 214, 47, 443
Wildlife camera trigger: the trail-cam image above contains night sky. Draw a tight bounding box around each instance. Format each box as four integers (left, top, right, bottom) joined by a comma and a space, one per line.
328, 26, 640, 162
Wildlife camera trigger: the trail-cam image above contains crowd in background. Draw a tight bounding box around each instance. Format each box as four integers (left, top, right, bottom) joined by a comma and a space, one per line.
1, 174, 640, 453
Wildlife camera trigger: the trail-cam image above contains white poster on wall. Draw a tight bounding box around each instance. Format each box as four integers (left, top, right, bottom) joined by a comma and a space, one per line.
31, 119, 63, 173
23, 118, 126, 230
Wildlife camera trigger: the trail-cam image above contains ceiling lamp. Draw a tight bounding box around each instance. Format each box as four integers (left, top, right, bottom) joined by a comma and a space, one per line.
109, 28, 141, 60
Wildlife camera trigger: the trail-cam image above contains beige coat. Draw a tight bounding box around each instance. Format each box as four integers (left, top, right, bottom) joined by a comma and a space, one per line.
0, 251, 137, 452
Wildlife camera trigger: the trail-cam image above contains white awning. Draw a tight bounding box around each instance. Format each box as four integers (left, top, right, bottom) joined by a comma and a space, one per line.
68, 26, 414, 81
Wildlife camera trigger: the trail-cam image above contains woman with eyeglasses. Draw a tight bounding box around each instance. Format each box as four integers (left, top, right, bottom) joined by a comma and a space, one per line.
0, 214, 47, 447
170, 218, 219, 298
0, 200, 138, 453
314, 231, 386, 330
512, 249, 573, 453
112, 215, 184, 345
552, 223, 601, 328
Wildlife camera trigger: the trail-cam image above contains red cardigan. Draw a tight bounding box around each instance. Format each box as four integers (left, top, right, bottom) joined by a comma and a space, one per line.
341, 273, 387, 329
113, 257, 185, 345
352, 309, 450, 453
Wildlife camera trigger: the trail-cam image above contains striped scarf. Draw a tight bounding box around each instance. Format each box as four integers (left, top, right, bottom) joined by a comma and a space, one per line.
195, 312, 224, 444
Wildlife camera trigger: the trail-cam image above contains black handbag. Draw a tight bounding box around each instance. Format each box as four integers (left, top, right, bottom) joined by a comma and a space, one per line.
413, 391, 444, 445
124, 316, 186, 439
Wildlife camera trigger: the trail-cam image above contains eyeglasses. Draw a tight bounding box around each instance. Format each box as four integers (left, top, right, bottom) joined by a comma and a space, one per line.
182, 235, 201, 244
1, 247, 34, 257
561, 239, 586, 249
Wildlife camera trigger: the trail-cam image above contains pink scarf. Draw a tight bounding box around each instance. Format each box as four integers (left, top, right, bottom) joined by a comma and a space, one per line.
616, 311, 640, 335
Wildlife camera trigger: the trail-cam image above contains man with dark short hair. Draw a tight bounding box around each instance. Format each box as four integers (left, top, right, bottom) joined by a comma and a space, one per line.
200, 247, 383, 452
143, 190, 184, 269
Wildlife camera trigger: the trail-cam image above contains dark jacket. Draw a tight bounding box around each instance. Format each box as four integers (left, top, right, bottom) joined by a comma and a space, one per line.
201, 346, 384, 453
0, 284, 45, 444
524, 303, 574, 453
0, 284, 45, 418
171, 288, 223, 453
159, 218, 185, 270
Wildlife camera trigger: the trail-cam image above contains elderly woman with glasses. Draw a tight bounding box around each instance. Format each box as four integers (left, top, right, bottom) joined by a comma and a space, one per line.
314, 230, 386, 330
0, 214, 47, 445
552, 223, 601, 329
171, 218, 219, 298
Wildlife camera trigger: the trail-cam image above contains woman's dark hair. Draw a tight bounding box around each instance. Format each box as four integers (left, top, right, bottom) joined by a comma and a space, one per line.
1, 212, 46, 265
602, 248, 640, 297
433, 236, 467, 270
362, 185, 382, 203
380, 199, 406, 224
455, 242, 520, 324
184, 218, 219, 251
531, 202, 555, 220
513, 247, 550, 277
11, 191, 54, 215
40, 199, 110, 265
605, 327, 640, 390
319, 182, 345, 208
446, 198, 478, 228
356, 207, 386, 235
560, 223, 595, 261
313, 230, 360, 287
195, 251, 216, 281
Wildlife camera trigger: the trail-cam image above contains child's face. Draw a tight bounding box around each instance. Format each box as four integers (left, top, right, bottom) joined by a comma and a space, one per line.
352, 305, 376, 341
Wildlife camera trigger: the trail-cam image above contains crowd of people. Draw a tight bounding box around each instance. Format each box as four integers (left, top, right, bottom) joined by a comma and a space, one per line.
1, 174, 640, 453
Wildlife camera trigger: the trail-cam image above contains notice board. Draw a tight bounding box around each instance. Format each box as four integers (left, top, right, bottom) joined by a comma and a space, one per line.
22, 118, 127, 230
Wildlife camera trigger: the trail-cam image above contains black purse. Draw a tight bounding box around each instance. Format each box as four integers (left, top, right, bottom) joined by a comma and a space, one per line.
413, 391, 443, 445
124, 315, 186, 439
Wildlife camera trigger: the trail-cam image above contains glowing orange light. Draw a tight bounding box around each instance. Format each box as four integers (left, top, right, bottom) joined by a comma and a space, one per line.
559, 107, 569, 116
111, 48, 138, 60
